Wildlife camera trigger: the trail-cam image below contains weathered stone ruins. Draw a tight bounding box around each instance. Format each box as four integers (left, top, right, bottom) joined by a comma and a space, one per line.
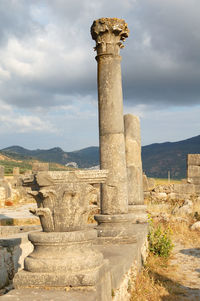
0, 18, 148, 301
144, 154, 200, 202
0, 18, 200, 301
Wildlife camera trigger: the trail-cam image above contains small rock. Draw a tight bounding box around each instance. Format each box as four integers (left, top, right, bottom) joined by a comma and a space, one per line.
183, 199, 193, 207
172, 199, 193, 215
156, 192, 167, 200
5, 200, 14, 206
168, 193, 176, 200
190, 221, 200, 231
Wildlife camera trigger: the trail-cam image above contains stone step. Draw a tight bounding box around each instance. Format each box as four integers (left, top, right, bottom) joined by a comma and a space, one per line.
0, 288, 96, 301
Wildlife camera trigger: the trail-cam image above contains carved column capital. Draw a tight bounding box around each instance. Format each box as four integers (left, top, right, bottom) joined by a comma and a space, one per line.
91, 18, 129, 56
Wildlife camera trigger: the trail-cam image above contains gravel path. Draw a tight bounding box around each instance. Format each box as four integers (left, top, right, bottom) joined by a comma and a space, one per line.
169, 242, 200, 300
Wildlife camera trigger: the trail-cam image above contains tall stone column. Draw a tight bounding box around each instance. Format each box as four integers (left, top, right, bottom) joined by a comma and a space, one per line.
124, 114, 147, 223
91, 18, 137, 241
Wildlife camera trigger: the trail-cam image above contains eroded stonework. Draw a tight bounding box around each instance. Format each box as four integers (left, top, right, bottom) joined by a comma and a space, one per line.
91, 18, 129, 55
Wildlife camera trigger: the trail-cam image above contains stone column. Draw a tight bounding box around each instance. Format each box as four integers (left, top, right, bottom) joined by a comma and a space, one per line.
91, 18, 137, 241
13, 167, 20, 176
124, 114, 147, 223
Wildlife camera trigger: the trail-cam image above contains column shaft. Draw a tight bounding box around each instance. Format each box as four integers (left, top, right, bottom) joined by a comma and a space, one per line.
97, 54, 128, 214
124, 114, 144, 205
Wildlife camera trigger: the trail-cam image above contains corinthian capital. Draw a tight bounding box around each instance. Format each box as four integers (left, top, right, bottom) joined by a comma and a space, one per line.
91, 18, 129, 55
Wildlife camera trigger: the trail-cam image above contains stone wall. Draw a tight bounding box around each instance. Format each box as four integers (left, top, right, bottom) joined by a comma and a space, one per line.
187, 154, 200, 194
0, 227, 36, 291
144, 183, 199, 203
143, 155, 200, 202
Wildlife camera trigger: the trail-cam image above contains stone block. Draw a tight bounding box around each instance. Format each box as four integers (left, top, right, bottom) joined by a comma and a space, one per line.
25, 170, 32, 176
0, 180, 11, 199
0, 187, 5, 206
94, 214, 138, 243
168, 193, 176, 200
187, 177, 200, 185
187, 165, 200, 178
156, 192, 167, 200
125, 139, 141, 167
190, 221, 200, 231
194, 185, 200, 194
173, 183, 195, 194
13, 167, 20, 176
143, 174, 149, 192
32, 163, 49, 172
0, 165, 4, 179
148, 178, 156, 191
187, 154, 200, 166
127, 166, 143, 205
124, 114, 141, 147
0, 289, 97, 301
0, 233, 34, 289
128, 205, 147, 223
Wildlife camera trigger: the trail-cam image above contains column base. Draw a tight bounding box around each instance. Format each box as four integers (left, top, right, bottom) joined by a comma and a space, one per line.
128, 204, 148, 223
14, 262, 109, 289
14, 229, 109, 289
94, 214, 137, 243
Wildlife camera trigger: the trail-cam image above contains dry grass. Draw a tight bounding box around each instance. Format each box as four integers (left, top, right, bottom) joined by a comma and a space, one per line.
151, 198, 200, 246
168, 220, 200, 247
154, 178, 182, 186
147, 203, 200, 247
131, 194, 200, 300
130, 254, 191, 301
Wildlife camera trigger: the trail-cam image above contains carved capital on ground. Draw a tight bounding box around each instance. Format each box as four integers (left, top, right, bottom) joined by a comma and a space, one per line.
26, 170, 107, 232
91, 18, 129, 55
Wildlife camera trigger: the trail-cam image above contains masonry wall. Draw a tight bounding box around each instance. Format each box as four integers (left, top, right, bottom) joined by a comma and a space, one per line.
187, 154, 200, 195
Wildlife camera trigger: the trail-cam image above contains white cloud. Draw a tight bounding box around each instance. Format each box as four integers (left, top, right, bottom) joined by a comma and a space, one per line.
0, 100, 56, 134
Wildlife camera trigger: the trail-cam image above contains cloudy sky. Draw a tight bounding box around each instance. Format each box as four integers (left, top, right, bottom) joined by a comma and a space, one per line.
0, 0, 200, 151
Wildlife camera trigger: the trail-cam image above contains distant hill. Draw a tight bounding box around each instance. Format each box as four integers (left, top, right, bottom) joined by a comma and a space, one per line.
1, 145, 99, 169
142, 135, 200, 178
1, 135, 200, 178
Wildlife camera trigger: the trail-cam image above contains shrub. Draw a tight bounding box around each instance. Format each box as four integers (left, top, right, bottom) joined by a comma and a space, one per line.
148, 216, 174, 258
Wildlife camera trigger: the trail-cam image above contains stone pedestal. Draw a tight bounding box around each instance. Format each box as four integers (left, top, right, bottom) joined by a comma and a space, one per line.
14, 170, 110, 291
94, 214, 137, 243
91, 18, 137, 240
124, 114, 147, 223
14, 230, 108, 289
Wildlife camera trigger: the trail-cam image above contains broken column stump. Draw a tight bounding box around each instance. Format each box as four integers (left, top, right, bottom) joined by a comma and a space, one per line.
124, 114, 147, 223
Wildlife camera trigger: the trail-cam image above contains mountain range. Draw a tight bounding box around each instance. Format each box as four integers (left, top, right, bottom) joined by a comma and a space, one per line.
1, 135, 200, 179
